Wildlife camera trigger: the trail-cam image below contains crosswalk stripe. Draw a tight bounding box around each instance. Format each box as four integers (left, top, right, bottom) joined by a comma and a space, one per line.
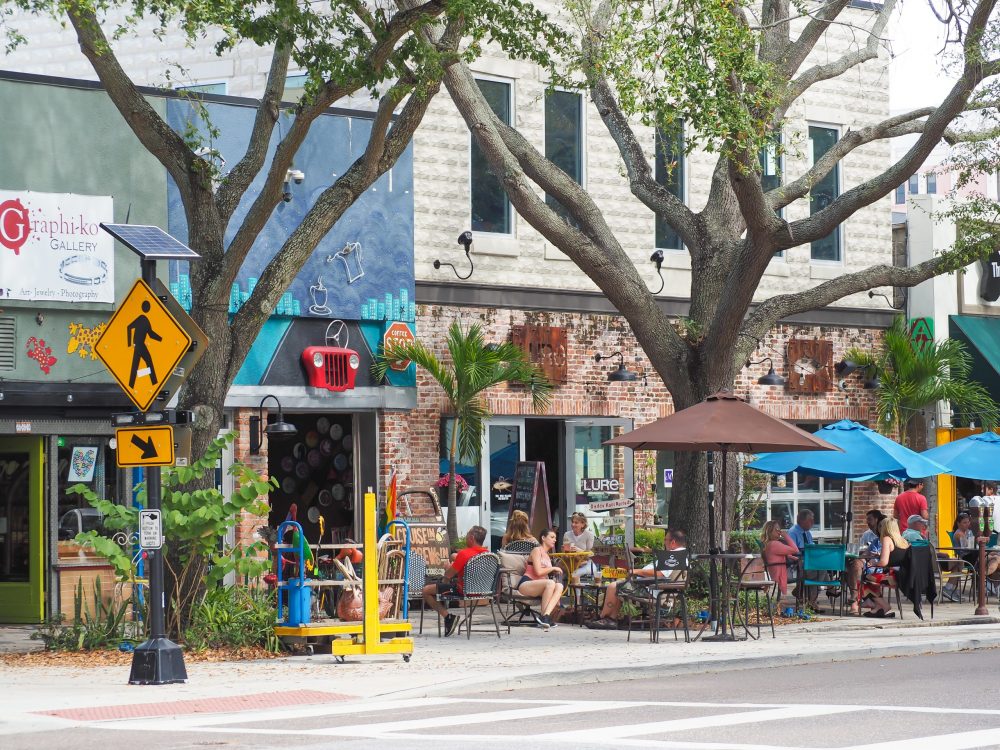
847, 728, 1000, 750
540, 705, 860, 741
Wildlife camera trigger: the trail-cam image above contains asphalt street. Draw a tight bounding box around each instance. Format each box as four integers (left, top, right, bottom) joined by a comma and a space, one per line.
7, 650, 1000, 749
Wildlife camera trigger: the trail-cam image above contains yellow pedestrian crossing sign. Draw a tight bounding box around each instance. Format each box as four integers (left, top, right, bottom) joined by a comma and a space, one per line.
96, 279, 192, 412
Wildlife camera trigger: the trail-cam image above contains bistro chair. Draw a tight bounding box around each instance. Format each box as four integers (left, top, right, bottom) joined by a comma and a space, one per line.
436, 552, 502, 639
497, 544, 543, 630
620, 549, 690, 643
798, 544, 847, 617
731, 555, 777, 639
407, 553, 429, 634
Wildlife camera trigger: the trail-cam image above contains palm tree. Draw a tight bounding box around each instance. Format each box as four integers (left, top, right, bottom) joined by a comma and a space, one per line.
374, 321, 553, 543
846, 316, 999, 445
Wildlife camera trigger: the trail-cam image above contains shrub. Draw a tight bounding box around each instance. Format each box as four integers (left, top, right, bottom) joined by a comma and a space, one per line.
184, 586, 281, 653
33, 577, 138, 651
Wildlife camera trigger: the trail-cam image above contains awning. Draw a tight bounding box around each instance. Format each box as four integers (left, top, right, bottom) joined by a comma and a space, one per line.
950, 315, 1000, 402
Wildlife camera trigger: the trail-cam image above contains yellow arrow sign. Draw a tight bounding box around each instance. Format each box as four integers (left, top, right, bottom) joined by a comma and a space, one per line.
116, 425, 175, 467
96, 279, 193, 412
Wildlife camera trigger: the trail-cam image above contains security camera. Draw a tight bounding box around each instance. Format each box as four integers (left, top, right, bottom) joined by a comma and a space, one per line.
282, 183, 292, 202
650, 249, 664, 265
288, 169, 305, 184
457, 230, 474, 251
837, 379, 847, 391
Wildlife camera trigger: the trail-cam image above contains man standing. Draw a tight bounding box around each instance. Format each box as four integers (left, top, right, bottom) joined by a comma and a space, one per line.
421, 526, 489, 637
894, 479, 928, 532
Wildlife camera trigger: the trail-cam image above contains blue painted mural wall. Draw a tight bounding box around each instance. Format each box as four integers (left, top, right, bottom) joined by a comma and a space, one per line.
164, 98, 415, 387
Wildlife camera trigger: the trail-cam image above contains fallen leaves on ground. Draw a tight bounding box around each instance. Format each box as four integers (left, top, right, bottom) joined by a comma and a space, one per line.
0, 646, 284, 668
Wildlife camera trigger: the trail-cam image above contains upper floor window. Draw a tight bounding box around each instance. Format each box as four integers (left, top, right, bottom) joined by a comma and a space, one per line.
760, 132, 784, 257
544, 90, 584, 222
895, 184, 906, 204
809, 125, 841, 262
175, 82, 227, 96
926, 172, 937, 194
471, 78, 512, 234
654, 121, 685, 250
908, 174, 919, 194
283, 73, 309, 102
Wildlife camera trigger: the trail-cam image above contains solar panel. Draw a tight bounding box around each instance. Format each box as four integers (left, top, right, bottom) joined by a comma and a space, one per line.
100, 224, 200, 260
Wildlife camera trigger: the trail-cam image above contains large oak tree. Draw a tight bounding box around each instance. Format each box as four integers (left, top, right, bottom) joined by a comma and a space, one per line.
442, 0, 1000, 549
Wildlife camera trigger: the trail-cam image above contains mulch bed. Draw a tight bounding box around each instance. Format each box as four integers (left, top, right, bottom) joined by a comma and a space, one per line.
0, 645, 284, 668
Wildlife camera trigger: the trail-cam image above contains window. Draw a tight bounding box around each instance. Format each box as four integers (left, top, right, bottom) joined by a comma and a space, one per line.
760, 132, 784, 256
175, 82, 227, 96
908, 174, 919, 194
809, 126, 841, 262
283, 73, 309, 102
895, 184, 906, 204
544, 90, 584, 222
654, 121, 685, 250
763, 424, 845, 535
926, 172, 937, 194
471, 78, 512, 234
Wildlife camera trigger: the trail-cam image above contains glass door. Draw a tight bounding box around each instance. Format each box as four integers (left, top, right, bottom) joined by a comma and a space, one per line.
0, 437, 44, 623
481, 419, 525, 550
564, 419, 634, 547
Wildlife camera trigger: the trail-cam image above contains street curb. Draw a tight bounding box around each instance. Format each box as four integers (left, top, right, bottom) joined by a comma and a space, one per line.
381, 625, 1000, 700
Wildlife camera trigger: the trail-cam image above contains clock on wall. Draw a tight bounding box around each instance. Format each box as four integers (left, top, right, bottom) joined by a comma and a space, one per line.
786, 339, 833, 393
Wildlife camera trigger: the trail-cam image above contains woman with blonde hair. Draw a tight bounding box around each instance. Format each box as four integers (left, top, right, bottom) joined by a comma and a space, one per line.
502, 509, 535, 547
860, 517, 909, 618
760, 520, 799, 601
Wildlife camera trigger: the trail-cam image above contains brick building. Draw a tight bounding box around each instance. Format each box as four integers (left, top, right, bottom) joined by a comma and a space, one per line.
0, 2, 907, 620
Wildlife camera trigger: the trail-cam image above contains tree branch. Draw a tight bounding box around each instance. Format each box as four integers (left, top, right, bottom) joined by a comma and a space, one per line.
783, 0, 896, 106
780, 0, 852, 77
215, 43, 290, 222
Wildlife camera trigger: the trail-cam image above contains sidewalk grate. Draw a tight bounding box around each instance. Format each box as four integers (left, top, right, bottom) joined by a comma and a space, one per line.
36, 689, 354, 722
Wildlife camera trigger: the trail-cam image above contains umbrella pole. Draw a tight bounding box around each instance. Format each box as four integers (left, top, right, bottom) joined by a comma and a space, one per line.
720, 449, 730, 636
707, 450, 719, 624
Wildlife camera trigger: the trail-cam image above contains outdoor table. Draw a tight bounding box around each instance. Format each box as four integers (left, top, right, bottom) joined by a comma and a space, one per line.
568, 579, 613, 626
690, 552, 759, 641
551, 551, 593, 580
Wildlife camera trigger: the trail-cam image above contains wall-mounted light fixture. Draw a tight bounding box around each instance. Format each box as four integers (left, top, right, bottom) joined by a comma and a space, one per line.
649, 250, 665, 294
249, 395, 298, 454
594, 351, 638, 382
868, 289, 906, 311
746, 357, 786, 386
834, 359, 880, 390
434, 231, 475, 280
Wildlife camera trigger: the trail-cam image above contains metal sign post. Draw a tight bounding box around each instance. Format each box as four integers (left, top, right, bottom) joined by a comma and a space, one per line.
128, 257, 187, 685
96, 224, 204, 686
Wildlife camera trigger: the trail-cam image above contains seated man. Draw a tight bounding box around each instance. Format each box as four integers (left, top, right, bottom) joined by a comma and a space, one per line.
845, 509, 884, 614
788, 509, 823, 612
421, 525, 488, 637
586, 529, 686, 629
902, 514, 928, 544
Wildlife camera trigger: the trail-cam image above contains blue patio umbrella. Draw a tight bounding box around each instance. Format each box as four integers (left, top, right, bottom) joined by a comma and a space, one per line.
921, 432, 1000, 480
748, 420, 949, 540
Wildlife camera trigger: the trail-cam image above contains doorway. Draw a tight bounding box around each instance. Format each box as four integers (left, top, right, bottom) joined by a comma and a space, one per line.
0, 437, 44, 623
525, 419, 562, 533
480, 419, 525, 549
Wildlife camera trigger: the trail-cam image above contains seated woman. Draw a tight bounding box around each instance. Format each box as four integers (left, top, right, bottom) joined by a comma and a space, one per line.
562, 511, 597, 578
953, 509, 1000, 581
860, 517, 909, 618
517, 528, 563, 630
760, 520, 799, 605
502, 510, 536, 548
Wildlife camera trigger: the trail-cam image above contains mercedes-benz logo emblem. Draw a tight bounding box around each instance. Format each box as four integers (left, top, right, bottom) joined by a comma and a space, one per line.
325, 319, 348, 348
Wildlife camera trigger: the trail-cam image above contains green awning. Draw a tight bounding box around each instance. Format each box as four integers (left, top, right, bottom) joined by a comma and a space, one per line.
950, 315, 1000, 403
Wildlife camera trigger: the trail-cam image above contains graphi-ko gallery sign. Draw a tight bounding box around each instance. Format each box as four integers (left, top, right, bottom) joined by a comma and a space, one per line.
0, 191, 114, 303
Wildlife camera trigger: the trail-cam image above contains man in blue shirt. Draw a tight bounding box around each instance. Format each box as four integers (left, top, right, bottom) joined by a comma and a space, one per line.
788, 509, 822, 612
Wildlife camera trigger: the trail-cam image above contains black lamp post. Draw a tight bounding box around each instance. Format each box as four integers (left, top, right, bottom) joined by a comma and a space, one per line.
249, 395, 297, 454
595, 351, 638, 382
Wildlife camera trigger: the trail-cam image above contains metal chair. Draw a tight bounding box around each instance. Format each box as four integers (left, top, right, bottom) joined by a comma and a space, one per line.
497, 545, 542, 630
503, 539, 538, 554
436, 552, 502, 639
407, 554, 429, 634
731, 555, 777, 639
621, 549, 690, 643
798, 544, 847, 617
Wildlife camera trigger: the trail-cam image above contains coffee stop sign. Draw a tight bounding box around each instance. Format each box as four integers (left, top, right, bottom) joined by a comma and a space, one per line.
383, 321, 415, 371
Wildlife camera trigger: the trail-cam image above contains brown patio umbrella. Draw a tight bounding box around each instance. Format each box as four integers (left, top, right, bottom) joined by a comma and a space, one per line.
605, 390, 839, 638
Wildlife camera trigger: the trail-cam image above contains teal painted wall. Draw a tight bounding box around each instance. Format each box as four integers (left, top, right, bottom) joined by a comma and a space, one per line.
0, 75, 167, 383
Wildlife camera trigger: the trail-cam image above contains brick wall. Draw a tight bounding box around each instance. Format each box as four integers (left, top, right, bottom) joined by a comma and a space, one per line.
383, 303, 884, 527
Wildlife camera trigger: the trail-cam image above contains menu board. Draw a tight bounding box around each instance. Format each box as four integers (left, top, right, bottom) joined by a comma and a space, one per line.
509, 461, 552, 538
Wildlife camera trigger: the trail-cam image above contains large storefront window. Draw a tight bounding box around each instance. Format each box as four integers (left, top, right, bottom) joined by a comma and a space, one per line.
57, 439, 120, 561
763, 424, 844, 534
573, 425, 626, 541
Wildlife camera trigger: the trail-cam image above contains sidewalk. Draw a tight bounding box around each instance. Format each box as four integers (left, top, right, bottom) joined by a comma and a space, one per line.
2, 600, 1000, 731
